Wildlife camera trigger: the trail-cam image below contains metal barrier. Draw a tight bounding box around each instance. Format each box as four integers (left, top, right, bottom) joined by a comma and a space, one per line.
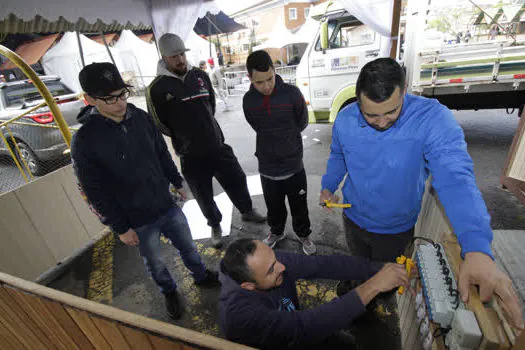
223, 65, 298, 96
0, 44, 76, 194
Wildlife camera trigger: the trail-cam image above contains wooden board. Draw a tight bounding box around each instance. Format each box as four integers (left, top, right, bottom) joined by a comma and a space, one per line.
442, 238, 509, 350
0, 271, 254, 350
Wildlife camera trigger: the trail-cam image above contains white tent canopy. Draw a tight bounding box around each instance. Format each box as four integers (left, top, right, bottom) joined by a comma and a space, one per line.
185, 31, 218, 67
292, 9, 319, 45
3, 0, 220, 41
254, 16, 298, 50
42, 32, 129, 92
114, 30, 159, 87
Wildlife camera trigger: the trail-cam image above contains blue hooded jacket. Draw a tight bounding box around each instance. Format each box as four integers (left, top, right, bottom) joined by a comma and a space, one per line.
322, 94, 493, 257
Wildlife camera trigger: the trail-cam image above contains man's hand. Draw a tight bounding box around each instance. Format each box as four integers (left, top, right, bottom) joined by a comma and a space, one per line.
319, 189, 339, 211
119, 229, 140, 246
355, 263, 409, 305
175, 187, 187, 200
459, 252, 524, 330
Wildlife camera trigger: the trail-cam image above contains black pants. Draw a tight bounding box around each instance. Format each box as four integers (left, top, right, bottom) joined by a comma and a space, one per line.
181, 144, 253, 227
260, 169, 311, 237
343, 214, 414, 350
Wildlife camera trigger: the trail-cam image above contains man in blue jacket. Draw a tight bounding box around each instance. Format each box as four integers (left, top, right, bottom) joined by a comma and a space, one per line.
320, 57, 524, 347
243, 50, 315, 255
72, 63, 219, 320
219, 238, 410, 349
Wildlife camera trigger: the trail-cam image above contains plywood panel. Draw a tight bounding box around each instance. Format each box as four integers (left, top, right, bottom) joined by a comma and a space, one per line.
0, 191, 56, 280
0, 325, 26, 350
43, 300, 95, 350
149, 335, 184, 350
0, 287, 52, 349
118, 325, 154, 350
60, 166, 106, 239
4, 286, 82, 350
65, 307, 111, 349
507, 123, 525, 181
92, 316, 131, 349
15, 169, 90, 262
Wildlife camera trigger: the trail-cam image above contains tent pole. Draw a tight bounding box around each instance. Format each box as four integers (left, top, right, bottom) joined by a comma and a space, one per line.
100, 31, 117, 67
76, 31, 86, 68
389, 0, 402, 59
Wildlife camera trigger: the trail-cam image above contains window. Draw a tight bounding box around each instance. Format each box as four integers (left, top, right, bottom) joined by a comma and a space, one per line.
251, 18, 259, 28
289, 8, 297, 20
304, 8, 310, 19
316, 21, 375, 51
242, 44, 250, 52
3, 81, 73, 107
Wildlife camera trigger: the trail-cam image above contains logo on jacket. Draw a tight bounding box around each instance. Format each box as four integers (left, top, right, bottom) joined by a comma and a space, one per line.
197, 77, 205, 88
279, 297, 296, 312
299, 189, 306, 195
166, 93, 174, 101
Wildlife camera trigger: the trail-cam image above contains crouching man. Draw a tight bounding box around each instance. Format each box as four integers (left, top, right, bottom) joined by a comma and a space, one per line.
218, 239, 412, 349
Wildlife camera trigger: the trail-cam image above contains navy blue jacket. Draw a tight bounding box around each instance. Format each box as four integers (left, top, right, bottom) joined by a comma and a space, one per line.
243, 74, 308, 177
71, 103, 183, 234
218, 251, 383, 349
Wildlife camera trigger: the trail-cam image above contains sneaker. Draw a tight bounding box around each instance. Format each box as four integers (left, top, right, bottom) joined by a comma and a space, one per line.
241, 209, 267, 223
164, 289, 182, 319
263, 232, 286, 249
194, 269, 221, 288
300, 237, 317, 255
211, 225, 223, 248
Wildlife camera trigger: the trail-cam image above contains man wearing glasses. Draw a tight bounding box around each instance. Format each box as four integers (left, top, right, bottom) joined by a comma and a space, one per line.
147, 33, 266, 249
320, 57, 524, 348
71, 62, 220, 320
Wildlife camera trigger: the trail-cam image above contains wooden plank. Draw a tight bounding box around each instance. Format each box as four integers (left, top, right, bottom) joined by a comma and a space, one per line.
118, 325, 154, 350
513, 330, 525, 350
0, 285, 55, 349
485, 308, 512, 348
60, 166, 106, 239
492, 230, 525, 306
91, 316, 131, 349
15, 169, 91, 262
442, 238, 506, 349
43, 299, 95, 350
0, 271, 254, 350
0, 191, 56, 280
148, 335, 184, 350
65, 307, 111, 349
500, 108, 525, 205
0, 323, 27, 350
4, 286, 82, 350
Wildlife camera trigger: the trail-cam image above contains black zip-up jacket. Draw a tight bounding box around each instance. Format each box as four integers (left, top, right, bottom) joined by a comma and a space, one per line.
71, 103, 183, 235
243, 74, 308, 177
146, 61, 224, 157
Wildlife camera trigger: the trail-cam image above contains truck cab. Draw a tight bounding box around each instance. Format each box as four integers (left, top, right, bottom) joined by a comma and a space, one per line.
296, 4, 384, 123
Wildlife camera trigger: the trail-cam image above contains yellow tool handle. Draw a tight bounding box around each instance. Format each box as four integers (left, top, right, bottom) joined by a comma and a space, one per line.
396, 255, 413, 295
324, 200, 352, 208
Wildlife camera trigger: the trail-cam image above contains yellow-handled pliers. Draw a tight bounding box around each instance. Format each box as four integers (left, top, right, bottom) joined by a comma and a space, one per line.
320, 200, 352, 208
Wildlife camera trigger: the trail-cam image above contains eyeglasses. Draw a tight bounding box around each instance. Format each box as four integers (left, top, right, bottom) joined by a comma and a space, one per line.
94, 89, 130, 105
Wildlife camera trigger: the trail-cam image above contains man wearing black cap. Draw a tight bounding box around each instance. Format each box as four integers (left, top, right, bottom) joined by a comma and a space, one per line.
147, 33, 266, 249
72, 62, 220, 320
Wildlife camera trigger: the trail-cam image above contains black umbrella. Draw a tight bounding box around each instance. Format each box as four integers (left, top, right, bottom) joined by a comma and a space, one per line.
194, 11, 245, 36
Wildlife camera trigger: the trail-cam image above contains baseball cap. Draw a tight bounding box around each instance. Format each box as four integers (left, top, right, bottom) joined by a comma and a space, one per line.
158, 33, 190, 57
79, 62, 131, 97
207, 58, 215, 66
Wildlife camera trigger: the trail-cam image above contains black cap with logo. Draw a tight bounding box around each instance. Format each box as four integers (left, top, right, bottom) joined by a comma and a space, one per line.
79, 62, 131, 97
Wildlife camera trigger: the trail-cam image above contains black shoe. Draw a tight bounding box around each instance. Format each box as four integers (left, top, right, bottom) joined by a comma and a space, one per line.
194, 269, 221, 288
164, 289, 182, 319
211, 225, 223, 248
241, 209, 267, 223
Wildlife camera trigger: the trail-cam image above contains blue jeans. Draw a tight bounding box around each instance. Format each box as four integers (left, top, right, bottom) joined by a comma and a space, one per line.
134, 205, 207, 294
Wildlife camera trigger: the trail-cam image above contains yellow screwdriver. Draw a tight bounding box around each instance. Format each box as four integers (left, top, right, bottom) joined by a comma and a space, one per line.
320, 200, 352, 208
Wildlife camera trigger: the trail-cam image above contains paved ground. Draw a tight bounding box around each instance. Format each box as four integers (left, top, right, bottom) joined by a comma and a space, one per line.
47, 95, 525, 343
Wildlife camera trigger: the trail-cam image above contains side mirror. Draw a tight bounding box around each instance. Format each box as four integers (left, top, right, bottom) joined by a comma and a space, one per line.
320, 21, 328, 50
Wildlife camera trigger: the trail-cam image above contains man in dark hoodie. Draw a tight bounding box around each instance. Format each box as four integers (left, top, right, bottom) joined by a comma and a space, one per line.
71, 62, 219, 320
219, 238, 411, 349
243, 50, 315, 255
146, 33, 266, 248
